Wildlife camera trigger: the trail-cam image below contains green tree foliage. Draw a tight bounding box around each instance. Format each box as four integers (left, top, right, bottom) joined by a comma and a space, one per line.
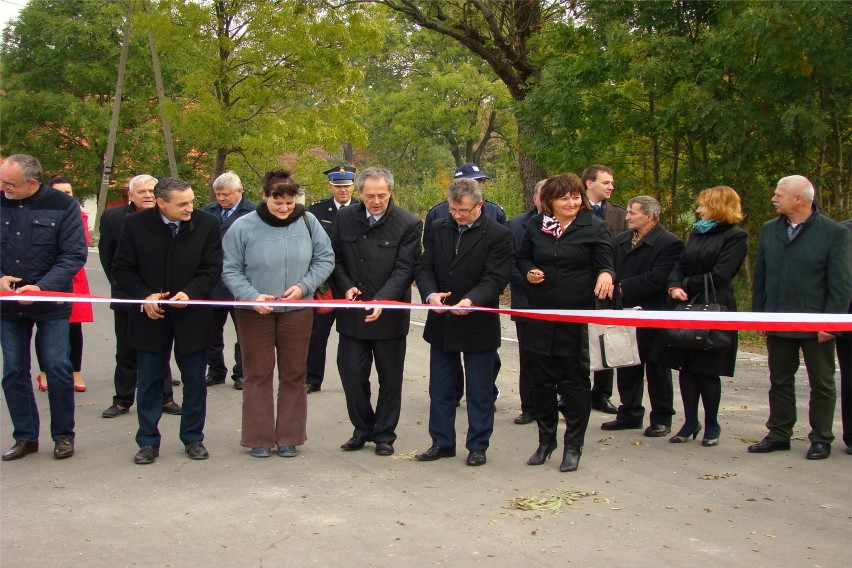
1, 0, 163, 199
522, 0, 852, 239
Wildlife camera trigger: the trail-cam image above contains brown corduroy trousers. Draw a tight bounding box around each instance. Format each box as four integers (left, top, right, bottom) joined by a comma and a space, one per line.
235, 308, 313, 448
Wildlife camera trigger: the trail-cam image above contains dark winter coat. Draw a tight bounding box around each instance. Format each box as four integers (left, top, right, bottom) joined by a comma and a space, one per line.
515, 209, 614, 356
416, 215, 513, 352
331, 201, 422, 340
1, 182, 87, 321
111, 206, 222, 353
753, 208, 852, 339
656, 223, 747, 377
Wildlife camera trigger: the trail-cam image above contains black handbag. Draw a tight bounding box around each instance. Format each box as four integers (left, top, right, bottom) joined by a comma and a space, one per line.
661, 274, 732, 352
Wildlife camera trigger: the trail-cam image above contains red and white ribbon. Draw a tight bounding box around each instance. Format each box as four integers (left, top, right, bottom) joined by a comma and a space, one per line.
2, 290, 850, 332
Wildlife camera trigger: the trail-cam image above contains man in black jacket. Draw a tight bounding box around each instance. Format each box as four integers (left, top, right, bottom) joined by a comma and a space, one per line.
1, 154, 87, 461
112, 177, 222, 465
305, 165, 358, 393
331, 167, 422, 457
839, 219, 852, 455
599, 196, 683, 437
583, 164, 629, 415
99, 174, 181, 419
507, 180, 544, 425
749, 175, 852, 460
415, 177, 513, 466
202, 170, 256, 390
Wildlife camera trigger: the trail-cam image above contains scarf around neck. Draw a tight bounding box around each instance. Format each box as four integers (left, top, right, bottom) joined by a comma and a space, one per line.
257, 201, 306, 227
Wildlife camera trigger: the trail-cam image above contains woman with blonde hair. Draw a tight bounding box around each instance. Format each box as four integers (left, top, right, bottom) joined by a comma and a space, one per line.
660, 186, 747, 447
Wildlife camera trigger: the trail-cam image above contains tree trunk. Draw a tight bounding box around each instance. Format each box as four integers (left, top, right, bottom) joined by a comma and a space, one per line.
211, 148, 228, 200
669, 134, 680, 227
518, 125, 548, 210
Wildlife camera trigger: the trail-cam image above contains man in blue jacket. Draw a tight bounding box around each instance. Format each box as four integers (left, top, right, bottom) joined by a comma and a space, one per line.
1, 154, 87, 461
750, 175, 852, 460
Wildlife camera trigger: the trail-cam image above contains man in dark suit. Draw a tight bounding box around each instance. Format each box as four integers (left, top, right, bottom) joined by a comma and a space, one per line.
304, 165, 358, 393
583, 164, 629, 414
99, 174, 181, 418
112, 177, 222, 465
749, 175, 852, 460
202, 171, 256, 390
839, 219, 852, 455
330, 167, 422, 457
415, 177, 513, 466
507, 179, 544, 425
599, 196, 683, 437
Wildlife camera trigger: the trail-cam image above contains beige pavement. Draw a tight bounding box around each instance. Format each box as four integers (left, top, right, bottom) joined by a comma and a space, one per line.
1, 252, 849, 567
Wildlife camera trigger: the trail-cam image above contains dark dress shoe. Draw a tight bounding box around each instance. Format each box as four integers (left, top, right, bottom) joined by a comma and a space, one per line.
514, 410, 535, 425
102, 404, 129, 418
846, 445, 852, 455
415, 445, 456, 461
2, 440, 38, 461
375, 442, 394, 456
644, 424, 671, 437
340, 436, 367, 451
592, 397, 617, 414
527, 441, 557, 465
233, 377, 244, 390
305, 383, 321, 394
162, 401, 182, 415
205, 376, 225, 387
53, 437, 75, 459
747, 437, 791, 453
185, 441, 209, 460
560, 447, 582, 472
466, 449, 487, 466
806, 442, 831, 460
601, 419, 642, 431
134, 445, 159, 465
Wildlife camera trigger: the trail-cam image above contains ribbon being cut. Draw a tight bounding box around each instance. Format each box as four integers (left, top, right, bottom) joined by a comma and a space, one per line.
2, 290, 850, 333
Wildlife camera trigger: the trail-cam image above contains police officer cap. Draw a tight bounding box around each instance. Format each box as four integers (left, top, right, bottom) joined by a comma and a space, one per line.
453, 162, 490, 180
324, 165, 356, 186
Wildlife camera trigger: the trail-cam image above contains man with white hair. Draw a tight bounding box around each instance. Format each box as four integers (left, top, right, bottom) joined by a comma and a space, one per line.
100, 174, 183, 419
749, 175, 852, 460
202, 171, 256, 390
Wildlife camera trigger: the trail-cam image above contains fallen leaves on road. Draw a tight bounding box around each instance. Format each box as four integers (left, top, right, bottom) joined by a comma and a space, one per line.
699, 472, 737, 480
506, 489, 597, 513
733, 436, 759, 444
391, 451, 417, 460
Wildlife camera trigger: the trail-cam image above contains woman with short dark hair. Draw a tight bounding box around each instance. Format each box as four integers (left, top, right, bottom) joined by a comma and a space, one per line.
222, 170, 334, 458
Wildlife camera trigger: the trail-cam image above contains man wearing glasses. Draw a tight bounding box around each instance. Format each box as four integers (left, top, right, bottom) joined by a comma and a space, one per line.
1, 154, 87, 461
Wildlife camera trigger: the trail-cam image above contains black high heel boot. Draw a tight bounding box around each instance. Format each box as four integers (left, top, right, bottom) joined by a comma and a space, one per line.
527, 441, 557, 465
559, 446, 582, 472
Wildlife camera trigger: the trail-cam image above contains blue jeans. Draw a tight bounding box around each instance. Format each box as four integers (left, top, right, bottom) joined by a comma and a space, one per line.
1, 318, 74, 441
428, 347, 496, 451
136, 326, 206, 448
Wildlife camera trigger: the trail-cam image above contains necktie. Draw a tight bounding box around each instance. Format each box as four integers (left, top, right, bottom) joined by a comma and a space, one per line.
592, 204, 603, 218
221, 208, 231, 221
167, 222, 178, 238
369, 215, 378, 226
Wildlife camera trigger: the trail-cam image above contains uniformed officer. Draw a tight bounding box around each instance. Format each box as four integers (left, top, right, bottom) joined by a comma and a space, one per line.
305, 166, 358, 393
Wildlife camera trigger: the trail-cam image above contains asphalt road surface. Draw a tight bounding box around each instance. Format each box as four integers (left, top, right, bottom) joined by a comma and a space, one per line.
1, 251, 849, 567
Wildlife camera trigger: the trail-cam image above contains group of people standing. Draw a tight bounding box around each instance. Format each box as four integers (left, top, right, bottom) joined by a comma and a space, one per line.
1, 153, 850, 471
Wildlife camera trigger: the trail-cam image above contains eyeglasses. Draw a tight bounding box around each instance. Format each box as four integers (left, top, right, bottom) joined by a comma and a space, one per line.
448, 202, 481, 216
1, 179, 30, 190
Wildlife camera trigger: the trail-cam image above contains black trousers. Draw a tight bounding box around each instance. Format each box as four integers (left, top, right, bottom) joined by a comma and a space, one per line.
838, 332, 852, 447
615, 360, 674, 426
526, 350, 591, 448
515, 321, 533, 413
206, 306, 242, 380
306, 309, 336, 387
112, 310, 173, 408
337, 334, 406, 444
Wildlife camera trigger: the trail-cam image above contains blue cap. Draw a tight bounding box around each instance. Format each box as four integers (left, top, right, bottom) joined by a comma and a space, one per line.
453, 163, 490, 180
324, 165, 356, 186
